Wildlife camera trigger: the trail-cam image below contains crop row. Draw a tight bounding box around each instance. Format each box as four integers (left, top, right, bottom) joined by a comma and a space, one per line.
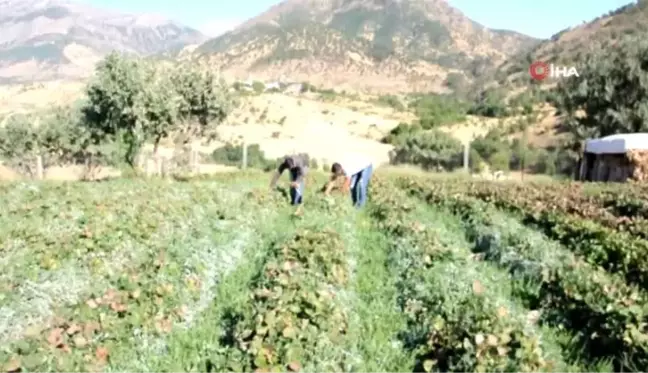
215, 229, 349, 372
369, 178, 559, 372
414, 180, 648, 234
0, 178, 301, 372
400, 178, 648, 290
513, 181, 648, 219
401, 180, 648, 371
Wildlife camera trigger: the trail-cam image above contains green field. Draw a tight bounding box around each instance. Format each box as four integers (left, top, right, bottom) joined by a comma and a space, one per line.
2, 171, 648, 372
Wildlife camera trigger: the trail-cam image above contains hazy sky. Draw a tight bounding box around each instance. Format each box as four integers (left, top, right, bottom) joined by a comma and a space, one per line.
82, 0, 635, 39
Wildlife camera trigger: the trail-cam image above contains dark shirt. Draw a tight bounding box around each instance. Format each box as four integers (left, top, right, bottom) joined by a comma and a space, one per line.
273, 154, 309, 184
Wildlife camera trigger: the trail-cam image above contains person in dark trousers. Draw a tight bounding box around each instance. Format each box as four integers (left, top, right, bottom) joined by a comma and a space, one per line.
323, 155, 373, 208
270, 154, 309, 211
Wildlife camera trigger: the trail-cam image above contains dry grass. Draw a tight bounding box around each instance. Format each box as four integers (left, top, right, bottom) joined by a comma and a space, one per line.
0, 81, 85, 113
0, 79, 567, 183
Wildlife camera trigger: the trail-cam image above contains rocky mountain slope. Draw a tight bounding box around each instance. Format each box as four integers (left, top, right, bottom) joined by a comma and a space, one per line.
193, 0, 541, 93
496, 0, 646, 86
0, 0, 207, 83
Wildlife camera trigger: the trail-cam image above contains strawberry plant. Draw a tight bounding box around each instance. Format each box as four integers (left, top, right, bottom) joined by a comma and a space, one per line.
403, 182, 648, 371
368, 178, 557, 372
399, 177, 648, 290
214, 229, 350, 372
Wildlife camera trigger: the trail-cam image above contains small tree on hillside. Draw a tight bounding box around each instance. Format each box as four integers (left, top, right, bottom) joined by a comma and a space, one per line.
170, 62, 233, 145
555, 35, 648, 141
389, 130, 463, 171
252, 81, 265, 94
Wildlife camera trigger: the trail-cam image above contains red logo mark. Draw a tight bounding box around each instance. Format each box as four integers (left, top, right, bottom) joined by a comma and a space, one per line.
529, 61, 549, 80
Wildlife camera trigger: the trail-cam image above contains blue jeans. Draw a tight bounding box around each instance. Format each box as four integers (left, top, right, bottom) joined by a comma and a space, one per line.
349, 165, 373, 208
289, 180, 304, 205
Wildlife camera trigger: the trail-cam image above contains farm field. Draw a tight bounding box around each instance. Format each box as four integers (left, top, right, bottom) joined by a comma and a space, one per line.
1, 171, 648, 372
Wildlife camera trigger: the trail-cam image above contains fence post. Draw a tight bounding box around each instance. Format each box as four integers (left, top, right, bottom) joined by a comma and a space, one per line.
35, 154, 43, 180
191, 149, 199, 174
242, 140, 248, 170
156, 155, 162, 176
520, 128, 528, 181
463, 140, 470, 173
161, 157, 168, 178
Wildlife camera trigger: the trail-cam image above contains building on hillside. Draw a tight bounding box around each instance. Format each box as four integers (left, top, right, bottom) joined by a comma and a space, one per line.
233, 80, 254, 92
577, 133, 648, 182
284, 82, 303, 94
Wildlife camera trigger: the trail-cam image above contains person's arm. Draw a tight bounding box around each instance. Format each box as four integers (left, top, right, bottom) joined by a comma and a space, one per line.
322, 174, 336, 195
323, 175, 347, 195
341, 176, 351, 192
269, 161, 287, 188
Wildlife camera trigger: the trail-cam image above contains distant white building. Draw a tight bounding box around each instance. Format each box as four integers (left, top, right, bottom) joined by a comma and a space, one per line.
264, 82, 281, 91
284, 82, 303, 94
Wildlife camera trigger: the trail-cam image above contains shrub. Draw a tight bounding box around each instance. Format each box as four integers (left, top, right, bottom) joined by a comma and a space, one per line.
252, 81, 265, 93
467, 89, 509, 118
408, 94, 468, 129
376, 95, 405, 111
389, 130, 463, 171
381, 122, 423, 146
211, 143, 277, 171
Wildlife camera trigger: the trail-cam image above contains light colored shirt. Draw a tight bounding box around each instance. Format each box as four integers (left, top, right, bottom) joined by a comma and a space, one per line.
338, 154, 372, 177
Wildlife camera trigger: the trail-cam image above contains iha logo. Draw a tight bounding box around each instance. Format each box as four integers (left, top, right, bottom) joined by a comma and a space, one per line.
529, 61, 579, 80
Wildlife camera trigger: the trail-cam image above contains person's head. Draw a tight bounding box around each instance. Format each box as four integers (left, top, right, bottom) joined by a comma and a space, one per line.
331, 162, 344, 177
284, 157, 295, 169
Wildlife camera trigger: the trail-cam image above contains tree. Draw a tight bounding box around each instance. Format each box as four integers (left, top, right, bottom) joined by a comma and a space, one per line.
555, 35, 648, 141
471, 128, 508, 162
467, 88, 509, 118
170, 62, 233, 145
211, 143, 277, 171
381, 122, 423, 146
389, 130, 463, 171
0, 107, 118, 178
81, 53, 233, 168
135, 64, 179, 155
82, 52, 152, 167
0, 116, 42, 176
443, 72, 467, 93
252, 81, 265, 93
408, 94, 468, 129
490, 149, 511, 171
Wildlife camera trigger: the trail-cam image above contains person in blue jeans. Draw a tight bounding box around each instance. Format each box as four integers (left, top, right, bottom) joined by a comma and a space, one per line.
323, 156, 374, 208
270, 154, 309, 213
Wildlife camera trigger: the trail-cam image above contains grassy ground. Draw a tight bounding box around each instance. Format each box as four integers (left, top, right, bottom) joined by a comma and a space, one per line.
0, 170, 644, 372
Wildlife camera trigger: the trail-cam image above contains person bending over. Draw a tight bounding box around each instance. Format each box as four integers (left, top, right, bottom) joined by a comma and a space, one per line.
270, 154, 309, 209
323, 154, 373, 208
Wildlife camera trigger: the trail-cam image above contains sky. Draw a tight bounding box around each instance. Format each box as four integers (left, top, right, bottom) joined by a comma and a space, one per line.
83, 0, 636, 39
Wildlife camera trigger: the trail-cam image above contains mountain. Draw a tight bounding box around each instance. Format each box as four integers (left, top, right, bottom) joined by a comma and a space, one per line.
193, 0, 541, 93
0, 0, 207, 83
495, 0, 646, 86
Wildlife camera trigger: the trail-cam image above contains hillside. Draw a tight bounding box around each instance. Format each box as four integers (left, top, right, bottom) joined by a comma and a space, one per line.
194, 0, 540, 93
496, 0, 646, 86
0, 0, 207, 83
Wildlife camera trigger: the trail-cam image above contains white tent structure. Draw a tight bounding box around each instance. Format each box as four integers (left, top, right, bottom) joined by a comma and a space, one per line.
584, 133, 648, 154
578, 133, 648, 182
